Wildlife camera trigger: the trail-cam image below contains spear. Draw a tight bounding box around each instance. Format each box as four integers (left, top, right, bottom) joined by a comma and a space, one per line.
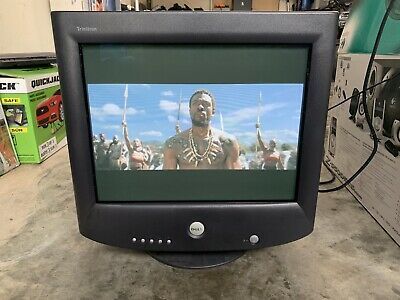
258, 91, 262, 127
220, 112, 224, 133
255, 91, 262, 153
122, 84, 128, 136
176, 90, 182, 133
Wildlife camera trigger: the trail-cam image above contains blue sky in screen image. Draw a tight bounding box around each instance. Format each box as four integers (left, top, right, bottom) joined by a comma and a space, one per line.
87, 84, 303, 147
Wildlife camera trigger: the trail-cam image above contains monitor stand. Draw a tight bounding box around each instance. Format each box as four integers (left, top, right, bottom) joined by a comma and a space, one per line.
149, 251, 245, 269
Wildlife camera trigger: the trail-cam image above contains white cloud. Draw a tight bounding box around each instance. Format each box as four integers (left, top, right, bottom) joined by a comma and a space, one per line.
162, 90, 174, 97
167, 116, 191, 126
224, 103, 288, 125
102, 125, 120, 130
180, 102, 190, 117
233, 131, 257, 138
140, 130, 162, 137
160, 100, 190, 117
230, 131, 258, 147
90, 103, 143, 118
167, 115, 177, 123
231, 129, 298, 146
263, 129, 299, 143
160, 100, 179, 112
103, 103, 124, 115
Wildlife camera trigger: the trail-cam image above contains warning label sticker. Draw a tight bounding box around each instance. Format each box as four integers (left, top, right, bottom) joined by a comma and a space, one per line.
39, 137, 58, 160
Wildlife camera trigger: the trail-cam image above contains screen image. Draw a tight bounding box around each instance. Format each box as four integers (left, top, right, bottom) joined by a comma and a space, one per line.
81, 44, 309, 202
88, 84, 303, 171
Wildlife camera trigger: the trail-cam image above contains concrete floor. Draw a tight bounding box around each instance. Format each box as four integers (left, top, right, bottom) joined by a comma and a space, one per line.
0, 147, 399, 299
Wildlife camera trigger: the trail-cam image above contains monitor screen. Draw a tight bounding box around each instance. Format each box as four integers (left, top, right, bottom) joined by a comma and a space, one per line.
81, 44, 309, 202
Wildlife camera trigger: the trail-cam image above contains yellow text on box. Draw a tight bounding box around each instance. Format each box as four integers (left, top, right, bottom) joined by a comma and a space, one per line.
1, 98, 21, 104
10, 127, 28, 133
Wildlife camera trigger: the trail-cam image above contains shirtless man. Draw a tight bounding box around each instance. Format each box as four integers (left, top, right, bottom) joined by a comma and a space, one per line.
256, 124, 284, 170
96, 133, 109, 169
107, 135, 122, 170
122, 122, 149, 170
163, 90, 241, 169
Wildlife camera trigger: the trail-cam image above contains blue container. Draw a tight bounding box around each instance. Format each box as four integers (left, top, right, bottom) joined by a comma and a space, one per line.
300, 0, 313, 10
339, 0, 400, 55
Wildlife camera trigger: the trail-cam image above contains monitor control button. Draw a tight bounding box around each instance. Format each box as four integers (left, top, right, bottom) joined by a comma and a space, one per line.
249, 235, 259, 245
189, 222, 205, 238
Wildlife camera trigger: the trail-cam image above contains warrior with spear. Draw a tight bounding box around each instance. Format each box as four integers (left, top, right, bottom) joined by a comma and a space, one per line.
255, 91, 284, 170
121, 85, 150, 170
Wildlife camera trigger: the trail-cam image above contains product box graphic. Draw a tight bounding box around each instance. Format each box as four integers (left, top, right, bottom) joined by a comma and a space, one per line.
0, 102, 19, 175
325, 54, 400, 245
0, 66, 67, 163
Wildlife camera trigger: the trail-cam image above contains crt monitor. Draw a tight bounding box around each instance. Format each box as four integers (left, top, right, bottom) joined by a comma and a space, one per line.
51, 12, 337, 268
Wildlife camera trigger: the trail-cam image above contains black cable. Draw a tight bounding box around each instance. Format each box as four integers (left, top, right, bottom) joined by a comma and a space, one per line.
319, 0, 396, 193
327, 72, 400, 111
319, 160, 336, 185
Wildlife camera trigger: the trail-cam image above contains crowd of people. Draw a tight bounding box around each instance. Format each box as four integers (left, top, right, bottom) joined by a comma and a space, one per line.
92, 90, 297, 171
92, 132, 158, 170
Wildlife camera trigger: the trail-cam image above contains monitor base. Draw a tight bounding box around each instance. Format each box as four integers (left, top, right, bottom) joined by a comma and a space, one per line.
148, 251, 245, 269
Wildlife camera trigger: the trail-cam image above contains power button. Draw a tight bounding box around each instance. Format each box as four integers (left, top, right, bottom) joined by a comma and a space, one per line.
249, 235, 259, 244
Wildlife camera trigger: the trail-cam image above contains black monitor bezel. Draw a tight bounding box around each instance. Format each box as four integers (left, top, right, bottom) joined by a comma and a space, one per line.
51, 12, 337, 252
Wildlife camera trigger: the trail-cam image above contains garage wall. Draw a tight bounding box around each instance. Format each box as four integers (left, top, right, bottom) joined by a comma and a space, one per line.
0, 0, 55, 54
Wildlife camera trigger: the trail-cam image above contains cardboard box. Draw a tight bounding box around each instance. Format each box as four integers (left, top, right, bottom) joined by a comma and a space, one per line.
325, 54, 400, 245
252, 0, 279, 11
0, 65, 67, 163
0, 102, 19, 175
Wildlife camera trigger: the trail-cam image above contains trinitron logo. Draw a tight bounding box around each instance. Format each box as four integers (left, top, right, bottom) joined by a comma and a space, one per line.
76, 26, 98, 32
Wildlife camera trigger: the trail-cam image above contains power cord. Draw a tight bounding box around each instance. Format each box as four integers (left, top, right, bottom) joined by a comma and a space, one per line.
319, 160, 336, 185
319, 0, 396, 193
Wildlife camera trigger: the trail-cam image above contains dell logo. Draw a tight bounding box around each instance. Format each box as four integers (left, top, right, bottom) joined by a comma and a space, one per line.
188, 222, 205, 238
0, 82, 17, 90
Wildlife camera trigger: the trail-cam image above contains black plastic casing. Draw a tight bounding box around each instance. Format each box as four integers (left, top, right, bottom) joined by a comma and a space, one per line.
51, 12, 337, 252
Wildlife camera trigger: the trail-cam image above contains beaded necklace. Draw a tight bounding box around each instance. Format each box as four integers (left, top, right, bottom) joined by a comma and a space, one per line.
183, 128, 214, 167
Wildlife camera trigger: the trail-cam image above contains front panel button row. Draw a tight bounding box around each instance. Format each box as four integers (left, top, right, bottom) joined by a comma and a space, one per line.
132, 237, 171, 244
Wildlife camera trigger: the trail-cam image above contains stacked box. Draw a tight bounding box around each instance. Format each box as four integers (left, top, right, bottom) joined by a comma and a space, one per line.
0, 65, 67, 163
325, 54, 400, 245
0, 102, 19, 175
